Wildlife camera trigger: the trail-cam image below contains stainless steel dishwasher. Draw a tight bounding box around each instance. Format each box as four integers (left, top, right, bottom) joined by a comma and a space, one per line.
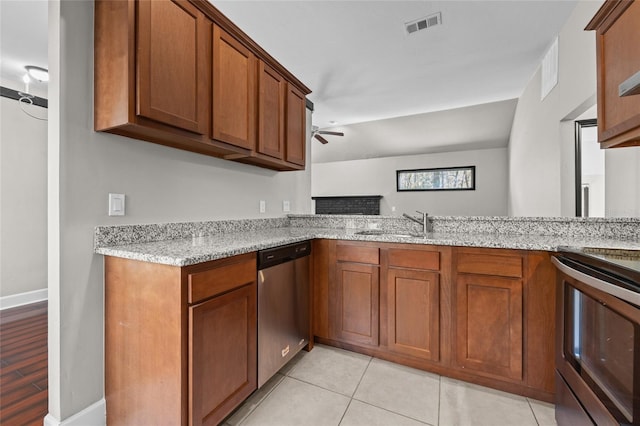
257, 240, 310, 388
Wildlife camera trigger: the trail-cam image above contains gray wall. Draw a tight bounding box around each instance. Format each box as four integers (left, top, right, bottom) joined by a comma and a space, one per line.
48, 1, 312, 421
508, 1, 600, 217
605, 148, 640, 217
312, 148, 508, 216
0, 96, 48, 298
509, 0, 640, 218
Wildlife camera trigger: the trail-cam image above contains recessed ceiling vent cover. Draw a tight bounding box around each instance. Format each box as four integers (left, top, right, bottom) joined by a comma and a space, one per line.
405, 12, 442, 35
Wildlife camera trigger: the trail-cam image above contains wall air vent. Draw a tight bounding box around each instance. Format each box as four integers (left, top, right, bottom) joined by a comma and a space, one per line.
405, 12, 442, 35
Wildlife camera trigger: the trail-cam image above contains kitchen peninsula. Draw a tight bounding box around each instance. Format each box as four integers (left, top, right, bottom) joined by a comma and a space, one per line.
95, 215, 640, 425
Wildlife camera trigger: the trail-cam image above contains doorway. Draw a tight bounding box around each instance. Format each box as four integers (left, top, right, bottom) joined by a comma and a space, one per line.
574, 119, 604, 217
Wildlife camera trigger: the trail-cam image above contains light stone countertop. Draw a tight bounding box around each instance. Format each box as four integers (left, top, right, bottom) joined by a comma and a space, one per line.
94, 226, 640, 267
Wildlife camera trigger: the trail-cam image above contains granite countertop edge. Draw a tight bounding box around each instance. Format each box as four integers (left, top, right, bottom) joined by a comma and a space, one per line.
94, 227, 640, 267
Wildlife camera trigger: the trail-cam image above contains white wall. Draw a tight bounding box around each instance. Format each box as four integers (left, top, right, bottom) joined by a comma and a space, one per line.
48, 1, 312, 421
0, 96, 48, 298
508, 1, 601, 217
312, 148, 508, 216
605, 148, 640, 217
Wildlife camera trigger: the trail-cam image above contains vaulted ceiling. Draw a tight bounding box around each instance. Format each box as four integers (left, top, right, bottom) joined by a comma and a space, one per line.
214, 1, 578, 162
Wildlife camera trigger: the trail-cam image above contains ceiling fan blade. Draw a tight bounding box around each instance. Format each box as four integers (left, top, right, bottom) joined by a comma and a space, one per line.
314, 134, 330, 144
317, 131, 344, 137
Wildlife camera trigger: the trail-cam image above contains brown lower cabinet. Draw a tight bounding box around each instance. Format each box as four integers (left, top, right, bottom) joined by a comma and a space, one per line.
105, 253, 257, 426
333, 259, 380, 347
312, 240, 556, 402
386, 265, 441, 362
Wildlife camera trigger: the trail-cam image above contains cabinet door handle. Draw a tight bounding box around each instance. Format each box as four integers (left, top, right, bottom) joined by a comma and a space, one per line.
619, 70, 640, 97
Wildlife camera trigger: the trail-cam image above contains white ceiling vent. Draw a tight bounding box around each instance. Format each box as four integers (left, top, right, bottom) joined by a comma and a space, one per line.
405, 12, 442, 35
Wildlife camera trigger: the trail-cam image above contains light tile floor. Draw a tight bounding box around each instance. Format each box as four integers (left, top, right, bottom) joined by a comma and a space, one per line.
225, 344, 557, 426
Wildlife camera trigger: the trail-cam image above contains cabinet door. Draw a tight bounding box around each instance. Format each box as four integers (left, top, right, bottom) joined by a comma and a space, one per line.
285, 84, 306, 166
137, 0, 210, 134
387, 268, 440, 361
333, 262, 379, 346
455, 274, 523, 382
258, 61, 285, 159
212, 25, 256, 150
590, 1, 640, 147
189, 283, 257, 426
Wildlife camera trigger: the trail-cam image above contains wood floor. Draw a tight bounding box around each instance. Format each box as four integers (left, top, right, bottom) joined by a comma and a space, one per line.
0, 301, 48, 426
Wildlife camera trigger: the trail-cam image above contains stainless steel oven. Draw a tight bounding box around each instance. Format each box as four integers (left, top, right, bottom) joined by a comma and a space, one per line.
553, 249, 640, 426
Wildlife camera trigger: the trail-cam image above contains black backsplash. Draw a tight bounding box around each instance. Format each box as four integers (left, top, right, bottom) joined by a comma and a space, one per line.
312, 196, 383, 215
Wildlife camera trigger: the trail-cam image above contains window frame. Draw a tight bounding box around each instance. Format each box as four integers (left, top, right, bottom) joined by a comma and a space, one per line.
396, 166, 476, 192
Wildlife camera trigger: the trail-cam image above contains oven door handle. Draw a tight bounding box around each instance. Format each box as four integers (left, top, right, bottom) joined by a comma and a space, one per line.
552, 256, 640, 306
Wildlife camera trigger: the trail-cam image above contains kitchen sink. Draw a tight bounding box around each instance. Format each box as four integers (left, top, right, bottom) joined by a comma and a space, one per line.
355, 229, 424, 238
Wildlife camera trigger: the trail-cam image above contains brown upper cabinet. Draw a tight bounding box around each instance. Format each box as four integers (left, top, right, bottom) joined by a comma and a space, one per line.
257, 61, 286, 160
95, 0, 311, 171
137, 0, 210, 135
286, 84, 307, 166
212, 24, 256, 151
586, 0, 640, 148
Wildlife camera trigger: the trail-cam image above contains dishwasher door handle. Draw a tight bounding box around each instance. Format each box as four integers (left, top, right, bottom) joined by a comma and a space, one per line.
258, 270, 265, 284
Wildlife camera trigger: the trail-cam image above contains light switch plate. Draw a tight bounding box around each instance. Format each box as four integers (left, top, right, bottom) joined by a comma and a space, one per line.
259, 200, 266, 213
109, 193, 125, 216
283, 200, 291, 212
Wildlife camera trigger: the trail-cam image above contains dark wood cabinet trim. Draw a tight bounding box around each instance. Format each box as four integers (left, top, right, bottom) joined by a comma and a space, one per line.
585, 0, 633, 31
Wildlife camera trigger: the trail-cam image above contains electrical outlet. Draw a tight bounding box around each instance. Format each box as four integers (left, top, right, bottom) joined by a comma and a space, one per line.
283, 200, 291, 212
259, 200, 266, 213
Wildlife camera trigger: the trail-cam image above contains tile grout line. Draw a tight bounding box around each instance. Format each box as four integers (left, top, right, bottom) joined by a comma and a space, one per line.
526, 398, 542, 426
347, 357, 433, 425
338, 356, 372, 426
233, 374, 286, 426
348, 397, 434, 426
337, 398, 354, 425
351, 356, 373, 398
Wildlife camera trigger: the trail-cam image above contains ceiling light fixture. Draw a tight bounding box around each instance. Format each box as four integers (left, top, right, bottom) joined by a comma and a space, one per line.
25, 65, 49, 82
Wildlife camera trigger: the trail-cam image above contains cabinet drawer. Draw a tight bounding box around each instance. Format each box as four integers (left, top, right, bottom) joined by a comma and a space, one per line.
188, 259, 256, 304
457, 252, 522, 278
336, 244, 379, 264
388, 249, 440, 271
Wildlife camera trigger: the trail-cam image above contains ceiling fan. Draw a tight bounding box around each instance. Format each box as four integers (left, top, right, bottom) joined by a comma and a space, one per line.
311, 126, 344, 144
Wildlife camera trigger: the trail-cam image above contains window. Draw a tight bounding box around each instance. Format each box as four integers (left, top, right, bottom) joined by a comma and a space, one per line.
396, 166, 475, 191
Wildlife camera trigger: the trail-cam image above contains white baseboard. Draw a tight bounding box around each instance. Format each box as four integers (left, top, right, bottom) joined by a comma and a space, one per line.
0, 288, 47, 310
44, 399, 106, 426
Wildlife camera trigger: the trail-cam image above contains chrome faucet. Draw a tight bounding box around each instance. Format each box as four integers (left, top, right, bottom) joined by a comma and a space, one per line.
403, 211, 431, 234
